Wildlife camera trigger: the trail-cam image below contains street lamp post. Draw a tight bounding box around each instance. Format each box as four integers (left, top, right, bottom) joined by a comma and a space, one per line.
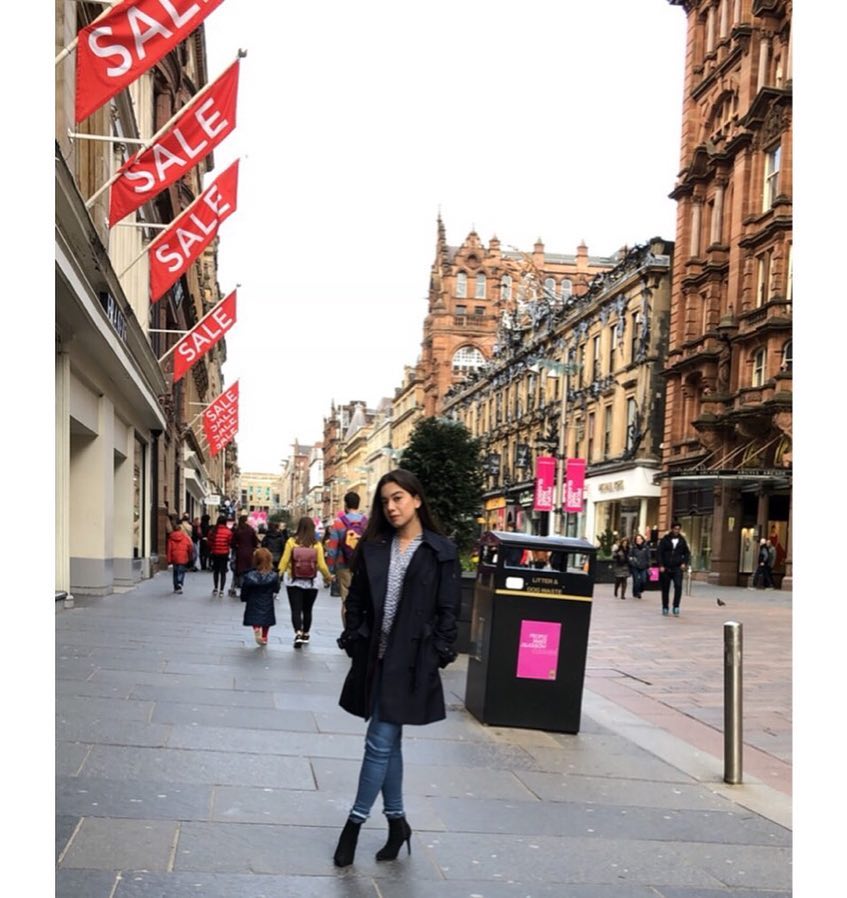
536, 357, 580, 536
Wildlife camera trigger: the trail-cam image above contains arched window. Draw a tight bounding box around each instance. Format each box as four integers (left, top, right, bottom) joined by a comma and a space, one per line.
561, 278, 573, 298
456, 272, 467, 298
500, 274, 512, 301
475, 273, 486, 299
781, 340, 792, 373
752, 348, 766, 387
452, 345, 486, 373
544, 277, 556, 299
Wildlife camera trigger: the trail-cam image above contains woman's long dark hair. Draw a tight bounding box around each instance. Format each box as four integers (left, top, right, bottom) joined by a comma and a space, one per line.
294, 515, 317, 547
362, 469, 444, 542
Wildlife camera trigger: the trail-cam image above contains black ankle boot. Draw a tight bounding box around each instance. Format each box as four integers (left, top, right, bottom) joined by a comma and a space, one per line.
333, 817, 362, 867
375, 816, 412, 861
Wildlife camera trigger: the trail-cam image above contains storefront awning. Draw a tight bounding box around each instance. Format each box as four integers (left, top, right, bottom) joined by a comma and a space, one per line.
660, 468, 791, 488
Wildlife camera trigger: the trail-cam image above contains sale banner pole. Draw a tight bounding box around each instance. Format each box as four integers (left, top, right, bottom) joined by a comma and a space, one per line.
54, 0, 126, 66
84, 53, 244, 212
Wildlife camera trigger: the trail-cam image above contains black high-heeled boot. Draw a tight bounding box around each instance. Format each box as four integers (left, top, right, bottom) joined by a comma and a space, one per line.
333, 817, 362, 867
375, 816, 412, 861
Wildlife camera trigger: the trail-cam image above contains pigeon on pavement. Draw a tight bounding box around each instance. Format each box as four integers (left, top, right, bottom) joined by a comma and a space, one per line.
716, 598, 726, 606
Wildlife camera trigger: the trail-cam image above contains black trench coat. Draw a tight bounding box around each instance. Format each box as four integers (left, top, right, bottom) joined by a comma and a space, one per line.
338, 529, 460, 726
241, 570, 279, 628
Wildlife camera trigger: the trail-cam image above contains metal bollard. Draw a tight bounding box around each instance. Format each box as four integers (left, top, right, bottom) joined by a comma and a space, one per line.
723, 621, 743, 784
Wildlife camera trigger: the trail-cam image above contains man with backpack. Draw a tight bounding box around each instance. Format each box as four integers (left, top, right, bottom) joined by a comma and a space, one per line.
326, 491, 368, 621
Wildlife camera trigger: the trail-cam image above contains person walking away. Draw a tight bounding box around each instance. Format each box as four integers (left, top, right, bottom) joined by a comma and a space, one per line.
208, 514, 234, 597
612, 537, 630, 599
333, 468, 461, 868
199, 513, 211, 570
278, 516, 332, 647
628, 533, 651, 599
657, 521, 691, 616
262, 521, 287, 596
166, 523, 194, 594
190, 517, 203, 571
326, 491, 368, 623
229, 515, 259, 598
240, 547, 280, 646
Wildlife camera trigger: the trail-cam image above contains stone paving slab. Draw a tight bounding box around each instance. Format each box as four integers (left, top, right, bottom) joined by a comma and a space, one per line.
57, 743, 91, 777
417, 831, 727, 887
375, 881, 666, 898
55, 869, 118, 898
128, 683, 278, 708
522, 742, 691, 781
56, 680, 134, 700
109, 871, 380, 897
512, 770, 741, 811
424, 795, 789, 846
149, 700, 320, 732
166, 722, 364, 758
59, 817, 178, 871
57, 775, 214, 821
172, 821, 443, 878
57, 718, 173, 748
78, 744, 314, 788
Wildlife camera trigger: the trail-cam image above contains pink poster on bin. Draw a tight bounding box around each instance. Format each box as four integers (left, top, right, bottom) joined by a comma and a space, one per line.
564, 458, 586, 512
533, 456, 556, 511
516, 620, 562, 680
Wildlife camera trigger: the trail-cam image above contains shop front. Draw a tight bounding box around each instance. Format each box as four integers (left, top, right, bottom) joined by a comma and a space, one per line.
584, 466, 661, 548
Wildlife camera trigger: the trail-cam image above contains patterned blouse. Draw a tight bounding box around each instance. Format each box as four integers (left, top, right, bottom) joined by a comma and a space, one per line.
378, 533, 423, 659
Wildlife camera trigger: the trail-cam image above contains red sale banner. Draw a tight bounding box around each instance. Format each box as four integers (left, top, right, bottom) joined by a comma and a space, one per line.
173, 290, 236, 382
109, 60, 239, 224
75, 0, 227, 123
150, 159, 239, 301
564, 458, 586, 513
533, 456, 556, 512
202, 381, 238, 456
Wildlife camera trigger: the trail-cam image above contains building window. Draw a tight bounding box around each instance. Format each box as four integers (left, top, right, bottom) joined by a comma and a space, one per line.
561, 278, 572, 299
752, 348, 766, 387
630, 312, 640, 361
608, 322, 617, 372
603, 406, 613, 458
625, 398, 637, 453
592, 334, 601, 379
781, 340, 792, 373
579, 343, 587, 384
474, 305, 485, 317
500, 275, 512, 301
756, 250, 772, 307
763, 144, 781, 211
587, 413, 595, 462
475, 273, 486, 299
544, 277, 556, 299
452, 345, 485, 372
786, 243, 793, 303
455, 303, 467, 322
456, 272, 467, 298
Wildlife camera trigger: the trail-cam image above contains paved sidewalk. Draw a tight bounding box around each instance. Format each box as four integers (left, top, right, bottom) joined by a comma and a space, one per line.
56, 569, 791, 897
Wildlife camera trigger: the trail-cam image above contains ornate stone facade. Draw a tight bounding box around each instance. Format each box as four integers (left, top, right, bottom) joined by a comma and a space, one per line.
663, 0, 792, 586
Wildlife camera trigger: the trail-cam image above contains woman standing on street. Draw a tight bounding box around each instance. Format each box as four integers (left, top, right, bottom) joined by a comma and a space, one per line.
612, 537, 631, 599
240, 547, 280, 646
628, 533, 651, 599
333, 469, 460, 868
278, 516, 332, 647
208, 514, 233, 597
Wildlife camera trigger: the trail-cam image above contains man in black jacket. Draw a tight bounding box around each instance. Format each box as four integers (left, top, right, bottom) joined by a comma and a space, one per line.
657, 521, 691, 616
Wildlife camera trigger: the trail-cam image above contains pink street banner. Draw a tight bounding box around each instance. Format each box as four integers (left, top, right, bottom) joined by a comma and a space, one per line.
516, 620, 561, 680
202, 380, 238, 455
564, 458, 586, 512
533, 455, 556, 511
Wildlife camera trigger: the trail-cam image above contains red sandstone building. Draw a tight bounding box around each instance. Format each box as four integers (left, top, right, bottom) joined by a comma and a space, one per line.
419, 217, 616, 416
661, 0, 792, 586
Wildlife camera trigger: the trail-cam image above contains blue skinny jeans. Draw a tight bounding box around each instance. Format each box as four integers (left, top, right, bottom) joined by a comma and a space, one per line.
349, 673, 405, 822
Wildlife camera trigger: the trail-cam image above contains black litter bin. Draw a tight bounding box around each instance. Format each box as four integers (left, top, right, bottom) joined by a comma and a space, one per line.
464, 531, 596, 734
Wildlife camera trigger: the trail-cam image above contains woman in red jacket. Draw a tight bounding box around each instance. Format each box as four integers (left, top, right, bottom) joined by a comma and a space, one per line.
166, 524, 194, 594
208, 514, 234, 597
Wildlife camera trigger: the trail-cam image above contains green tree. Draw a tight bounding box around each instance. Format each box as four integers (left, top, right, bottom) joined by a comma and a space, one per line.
400, 417, 484, 552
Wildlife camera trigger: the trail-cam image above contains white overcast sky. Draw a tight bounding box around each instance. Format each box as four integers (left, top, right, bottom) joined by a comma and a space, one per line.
202, 0, 689, 472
